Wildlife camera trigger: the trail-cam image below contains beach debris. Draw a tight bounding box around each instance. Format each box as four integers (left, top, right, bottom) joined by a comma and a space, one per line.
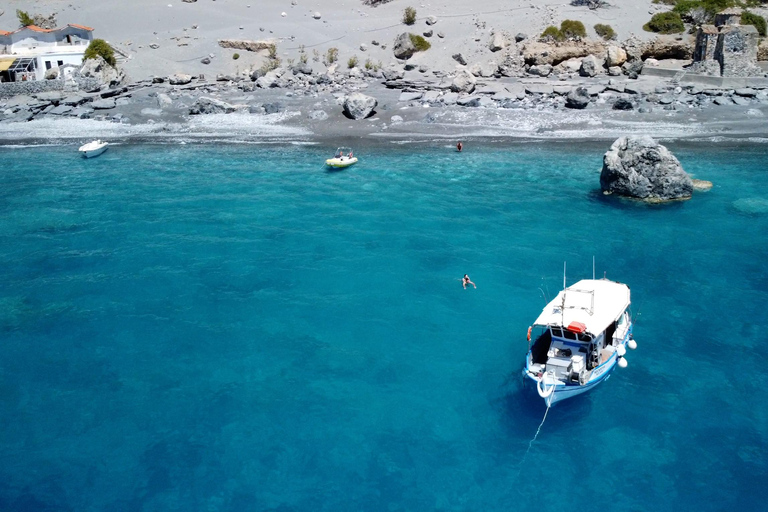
313, 12, 321, 19
565, 87, 590, 109
360, 43, 367, 52
149, 43, 160, 49
601, 136, 693, 202
425, 15, 438, 25
182, 0, 197, 3
423, 29, 432, 38
281, 12, 287, 17
201, 57, 211, 64
343, 92, 378, 119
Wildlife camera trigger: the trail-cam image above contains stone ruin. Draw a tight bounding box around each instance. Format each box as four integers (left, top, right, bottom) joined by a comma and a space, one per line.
690, 8, 761, 77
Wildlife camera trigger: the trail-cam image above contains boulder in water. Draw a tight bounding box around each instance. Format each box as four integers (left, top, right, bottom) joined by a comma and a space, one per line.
601, 136, 693, 202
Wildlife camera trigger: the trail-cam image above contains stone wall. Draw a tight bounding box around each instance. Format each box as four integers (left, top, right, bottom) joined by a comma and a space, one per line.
717, 25, 761, 77
0, 79, 65, 99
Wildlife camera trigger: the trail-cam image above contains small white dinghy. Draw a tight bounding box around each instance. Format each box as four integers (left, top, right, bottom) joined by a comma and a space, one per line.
79, 140, 109, 158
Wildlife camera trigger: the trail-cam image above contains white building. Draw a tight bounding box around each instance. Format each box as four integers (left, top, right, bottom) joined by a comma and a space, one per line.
0, 24, 94, 82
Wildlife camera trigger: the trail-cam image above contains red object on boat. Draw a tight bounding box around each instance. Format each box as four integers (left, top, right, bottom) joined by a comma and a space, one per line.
567, 321, 587, 334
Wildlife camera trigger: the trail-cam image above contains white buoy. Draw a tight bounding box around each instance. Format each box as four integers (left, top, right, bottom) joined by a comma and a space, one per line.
628, 339, 637, 350
618, 357, 628, 368
617, 345, 627, 357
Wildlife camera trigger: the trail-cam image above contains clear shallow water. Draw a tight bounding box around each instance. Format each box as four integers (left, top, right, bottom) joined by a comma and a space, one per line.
1, 141, 767, 511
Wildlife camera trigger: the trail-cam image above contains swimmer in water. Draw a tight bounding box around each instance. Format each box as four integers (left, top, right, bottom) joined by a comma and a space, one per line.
462, 274, 476, 289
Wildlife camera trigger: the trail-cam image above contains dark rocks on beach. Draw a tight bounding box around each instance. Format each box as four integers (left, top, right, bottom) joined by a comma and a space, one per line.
613, 98, 634, 110
169, 73, 193, 85
515, 33, 528, 43
601, 136, 693, 202
452, 53, 467, 66
263, 102, 285, 114
343, 92, 377, 119
621, 60, 643, 79
565, 87, 590, 109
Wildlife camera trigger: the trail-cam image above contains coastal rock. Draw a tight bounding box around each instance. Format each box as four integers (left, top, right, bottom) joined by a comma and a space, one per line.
528, 64, 552, 77
450, 70, 476, 94
692, 179, 713, 191
515, 33, 528, 43
622, 60, 644, 79
489, 32, 507, 52
393, 33, 416, 60
313, 12, 321, 20
263, 102, 285, 114
79, 56, 125, 88
524, 41, 606, 66
44, 67, 59, 80
606, 46, 627, 67
426, 16, 438, 26
565, 87, 590, 109
613, 98, 634, 110
189, 97, 237, 114
169, 73, 193, 85
343, 92, 378, 119
580, 55, 603, 77
307, 110, 328, 120
600, 136, 693, 202
641, 36, 693, 60
91, 98, 116, 110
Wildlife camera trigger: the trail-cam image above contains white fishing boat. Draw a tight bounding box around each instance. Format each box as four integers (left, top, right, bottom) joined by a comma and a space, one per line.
325, 147, 357, 169
79, 140, 109, 158
523, 275, 637, 406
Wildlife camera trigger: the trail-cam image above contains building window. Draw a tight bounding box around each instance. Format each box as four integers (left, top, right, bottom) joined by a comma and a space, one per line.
57, 60, 63, 67
45, 61, 52, 70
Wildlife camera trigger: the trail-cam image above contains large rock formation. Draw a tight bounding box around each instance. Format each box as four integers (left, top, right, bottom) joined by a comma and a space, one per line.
343, 92, 377, 119
565, 87, 590, 109
523, 41, 607, 66
393, 33, 416, 60
78, 56, 126, 88
451, 69, 476, 93
189, 97, 238, 115
601, 136, 693, 202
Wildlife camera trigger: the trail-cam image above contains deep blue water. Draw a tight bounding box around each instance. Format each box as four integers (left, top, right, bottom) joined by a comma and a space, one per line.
1, 140, 767, 511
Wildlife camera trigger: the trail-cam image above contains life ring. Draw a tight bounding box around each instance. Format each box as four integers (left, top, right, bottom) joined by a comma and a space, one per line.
527, 326, 532, 342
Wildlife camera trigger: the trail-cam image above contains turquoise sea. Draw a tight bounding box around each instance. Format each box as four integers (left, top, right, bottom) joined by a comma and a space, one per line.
1, 140, 767, 511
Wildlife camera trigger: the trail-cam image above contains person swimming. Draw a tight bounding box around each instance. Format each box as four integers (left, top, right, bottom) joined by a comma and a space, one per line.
457, 141, 463, 152
462, 274, 476, 289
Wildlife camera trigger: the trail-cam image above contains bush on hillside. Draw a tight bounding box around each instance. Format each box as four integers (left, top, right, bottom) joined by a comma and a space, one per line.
594, 23, 617, 40
347, 55, 358, 68
560, 19, 587, 39
83, 39, 116, 67
644, 12, 685, 34
673, 0, 735, 22
541, 25, 564, 42
742, 11, 767, 37
409, 33, 431, 51
325, 47, 338, 65
403, 7, 417, 25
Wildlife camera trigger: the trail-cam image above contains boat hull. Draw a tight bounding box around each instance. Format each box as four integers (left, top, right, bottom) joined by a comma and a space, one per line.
81, 146, 108, 158
325, 157, 357, 168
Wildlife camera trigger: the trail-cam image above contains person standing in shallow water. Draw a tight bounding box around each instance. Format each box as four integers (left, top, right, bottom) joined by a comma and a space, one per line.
462, 274, 476, 289
457, 141, 463, 152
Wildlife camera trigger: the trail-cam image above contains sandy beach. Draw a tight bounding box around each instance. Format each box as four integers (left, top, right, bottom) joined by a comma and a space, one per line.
2, 0, 768, 143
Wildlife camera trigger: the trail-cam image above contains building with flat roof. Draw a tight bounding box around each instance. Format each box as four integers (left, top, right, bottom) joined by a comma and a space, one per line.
0, 24, 94, 82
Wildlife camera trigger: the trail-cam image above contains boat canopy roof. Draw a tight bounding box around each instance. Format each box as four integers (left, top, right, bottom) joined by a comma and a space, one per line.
533, 279, 630, 335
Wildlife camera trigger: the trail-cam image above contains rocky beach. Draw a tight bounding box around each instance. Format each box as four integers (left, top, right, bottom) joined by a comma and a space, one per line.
2, 0, 768, 143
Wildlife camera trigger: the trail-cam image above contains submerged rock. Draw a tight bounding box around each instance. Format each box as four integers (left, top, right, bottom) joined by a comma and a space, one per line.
601, 136, 693, 202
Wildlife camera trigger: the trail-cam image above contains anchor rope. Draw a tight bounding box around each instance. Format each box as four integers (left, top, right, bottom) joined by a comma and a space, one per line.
517, 379, 554, 472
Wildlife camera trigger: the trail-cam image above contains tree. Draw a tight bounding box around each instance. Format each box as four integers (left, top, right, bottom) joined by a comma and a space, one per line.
83, 39, 117, 67
17, 9, 34, 27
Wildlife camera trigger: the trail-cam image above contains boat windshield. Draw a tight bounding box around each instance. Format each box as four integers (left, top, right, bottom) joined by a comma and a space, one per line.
334, 147, 353, 158
550, 325, 593, 343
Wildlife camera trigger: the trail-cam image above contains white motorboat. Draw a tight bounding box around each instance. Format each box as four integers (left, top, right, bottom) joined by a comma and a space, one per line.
522, 276, 637, 406
79, 140, 109, 158
326, 147, 357, 169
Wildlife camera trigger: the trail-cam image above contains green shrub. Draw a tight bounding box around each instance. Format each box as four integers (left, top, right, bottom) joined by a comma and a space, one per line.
644, 12, 685, 34
594, 23, 616, 40
560, 19, 587, 39
409, 33, 431, 51
326, 47, 338, 64
83, 39, 116, 67
742, 11, 767, 37
541, 25, 564, 42
260, 57, 280, 74
403, 7, 417, 25
16, 9, 34, 27
673, 0, 735, 21
233, 53, 240, 60
652, 0, 676, 4
267, 44, 277, 59
348, 55, 358, 68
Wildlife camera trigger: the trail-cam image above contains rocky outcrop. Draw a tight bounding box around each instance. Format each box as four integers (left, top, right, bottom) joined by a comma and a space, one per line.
189, 97, 238, 114
218, 39, 274, 52
565, 87, 590, 109
606, 46, 627, 67
579, 55, 603, 77
78, 56, 125, 89
343, 92, 377, 119
601, 136, 693, 202
450, 69, 476, 93
393, 33, 416, 60
641, 36, 693, 60
524, 41, 606, 66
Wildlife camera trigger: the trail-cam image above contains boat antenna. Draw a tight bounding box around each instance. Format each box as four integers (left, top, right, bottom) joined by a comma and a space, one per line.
563, 261, 566, 290
592, 256, 595, 280
561, 262, 567, 327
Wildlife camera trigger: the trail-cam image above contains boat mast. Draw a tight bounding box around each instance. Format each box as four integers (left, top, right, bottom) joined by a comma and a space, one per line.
561, 262, 566, 327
